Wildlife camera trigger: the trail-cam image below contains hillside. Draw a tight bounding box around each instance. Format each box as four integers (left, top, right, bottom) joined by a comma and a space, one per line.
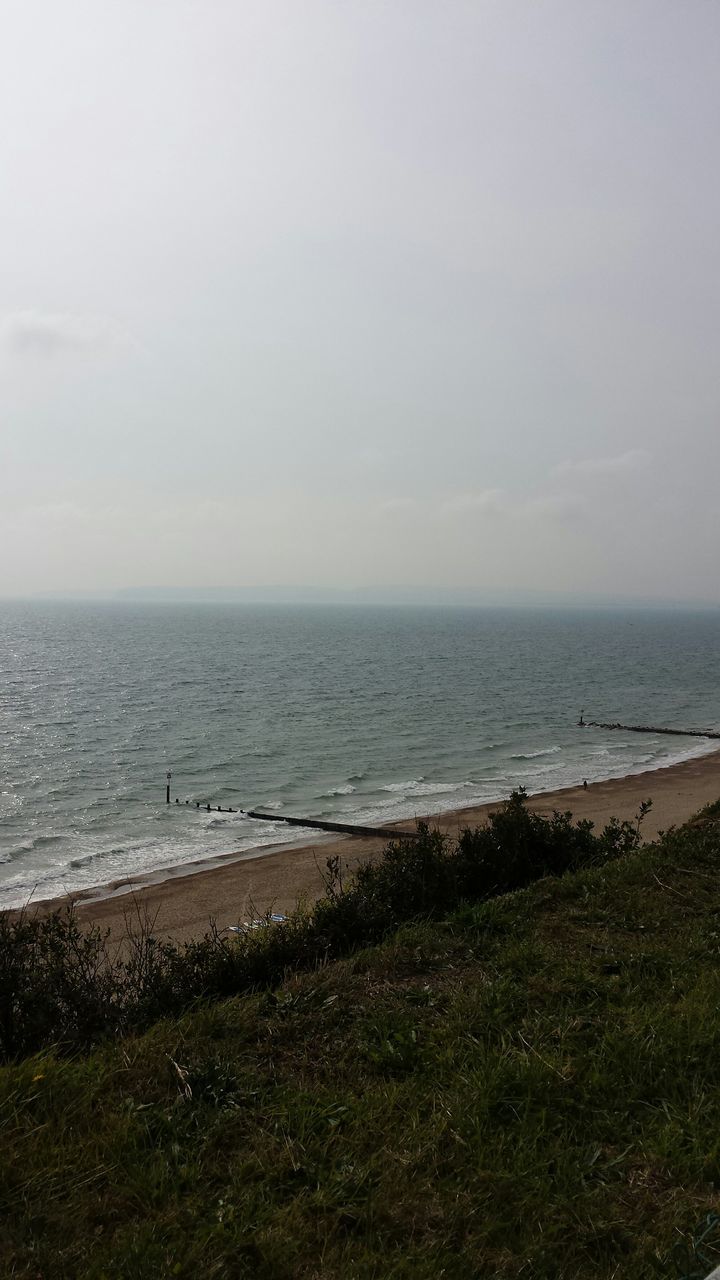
2, 801, 720, 1277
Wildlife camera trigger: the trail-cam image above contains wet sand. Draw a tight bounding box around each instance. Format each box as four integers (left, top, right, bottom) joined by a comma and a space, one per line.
24, 748, 720, 944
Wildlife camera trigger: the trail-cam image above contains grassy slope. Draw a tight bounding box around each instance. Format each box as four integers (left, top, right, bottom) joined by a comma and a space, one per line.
2, 811, 720, 1279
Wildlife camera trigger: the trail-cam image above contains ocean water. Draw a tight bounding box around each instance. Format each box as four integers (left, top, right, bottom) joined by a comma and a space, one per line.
1, 601, 719, 909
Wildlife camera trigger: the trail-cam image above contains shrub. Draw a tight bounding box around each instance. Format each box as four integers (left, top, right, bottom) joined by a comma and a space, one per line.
0, 790, 652, 1062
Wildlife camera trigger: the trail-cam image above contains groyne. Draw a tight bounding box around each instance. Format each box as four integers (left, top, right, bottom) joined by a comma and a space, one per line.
584, 720, 720, 740
246, 810, 419, 840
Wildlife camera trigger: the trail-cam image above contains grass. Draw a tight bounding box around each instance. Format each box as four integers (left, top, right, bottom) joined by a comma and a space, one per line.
2, 803, 720, 1276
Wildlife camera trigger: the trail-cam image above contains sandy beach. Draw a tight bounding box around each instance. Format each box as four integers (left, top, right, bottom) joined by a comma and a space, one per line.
19, 747, 719, 944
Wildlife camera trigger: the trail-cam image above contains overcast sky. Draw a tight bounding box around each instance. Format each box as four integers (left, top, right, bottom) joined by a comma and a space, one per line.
2, 0, 719, 603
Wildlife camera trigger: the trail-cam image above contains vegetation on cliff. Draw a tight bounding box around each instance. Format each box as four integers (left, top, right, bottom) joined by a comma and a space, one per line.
0, 790, 647, 1062
2, 794, 720, 1277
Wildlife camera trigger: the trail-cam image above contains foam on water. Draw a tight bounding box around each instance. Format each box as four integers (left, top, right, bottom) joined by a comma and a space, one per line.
380, 779, 473, 797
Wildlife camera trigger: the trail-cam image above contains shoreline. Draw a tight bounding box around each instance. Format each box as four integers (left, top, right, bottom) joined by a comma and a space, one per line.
17, 746, 720, 943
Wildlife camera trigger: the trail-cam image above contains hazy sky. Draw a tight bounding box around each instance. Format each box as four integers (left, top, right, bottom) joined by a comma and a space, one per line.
2, 1, 719, 602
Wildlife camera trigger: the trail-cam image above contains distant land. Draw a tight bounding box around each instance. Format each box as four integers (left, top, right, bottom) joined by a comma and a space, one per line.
17, 585, 720, 609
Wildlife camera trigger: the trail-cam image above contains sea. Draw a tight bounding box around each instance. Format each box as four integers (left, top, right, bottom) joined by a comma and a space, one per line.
1, 601, 719, 910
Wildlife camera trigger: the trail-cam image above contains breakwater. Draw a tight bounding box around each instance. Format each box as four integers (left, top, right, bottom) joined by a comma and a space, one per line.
584, 720, 720, 740
246, 810, 419, 840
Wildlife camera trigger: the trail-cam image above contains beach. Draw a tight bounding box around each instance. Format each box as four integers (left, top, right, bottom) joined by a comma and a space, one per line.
25, 747, 720, 943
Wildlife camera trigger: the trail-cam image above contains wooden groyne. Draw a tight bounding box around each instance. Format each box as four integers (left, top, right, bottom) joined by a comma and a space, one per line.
246, 810, 419, 840
162, 777, 418, 839
583, 720, 720, 740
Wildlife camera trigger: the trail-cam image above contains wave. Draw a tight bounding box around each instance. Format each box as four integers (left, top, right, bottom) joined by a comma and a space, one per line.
68, 840, 153, 870
509, 747, 561, 760
7, 833, 66, 858
509, 762, 565, 778
661, 739, 720, 767
0, 808, 312, 911
199, 812, 254, 829
319, 784, 356, 797
0, 790, 23, 817
380, 779, 472, 797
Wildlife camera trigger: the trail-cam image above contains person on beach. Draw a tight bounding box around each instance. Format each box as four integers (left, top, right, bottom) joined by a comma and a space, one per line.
583, 779, 588, 790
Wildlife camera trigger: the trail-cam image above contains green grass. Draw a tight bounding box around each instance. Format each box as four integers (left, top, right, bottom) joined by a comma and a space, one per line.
2, 810, 720, 1278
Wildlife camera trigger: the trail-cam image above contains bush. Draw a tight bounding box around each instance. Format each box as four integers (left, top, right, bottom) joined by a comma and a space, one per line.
0, 790, 651, 1062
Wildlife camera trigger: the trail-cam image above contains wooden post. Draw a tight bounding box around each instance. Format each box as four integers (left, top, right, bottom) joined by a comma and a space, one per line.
166, 770, 172, 804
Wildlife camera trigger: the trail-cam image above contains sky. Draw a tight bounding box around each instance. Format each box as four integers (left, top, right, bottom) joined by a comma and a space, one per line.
2, 0, 719, 603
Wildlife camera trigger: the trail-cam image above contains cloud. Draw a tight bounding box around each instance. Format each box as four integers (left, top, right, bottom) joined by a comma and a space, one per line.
440, 488, 506, 515
377, 496, 417, 515
379, 489, 509, 520
4, 501, 92, 532
438, 488, 581, 524
553, 449, 650, 478
524, 494, 583, 521
2, 311, 114, 357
